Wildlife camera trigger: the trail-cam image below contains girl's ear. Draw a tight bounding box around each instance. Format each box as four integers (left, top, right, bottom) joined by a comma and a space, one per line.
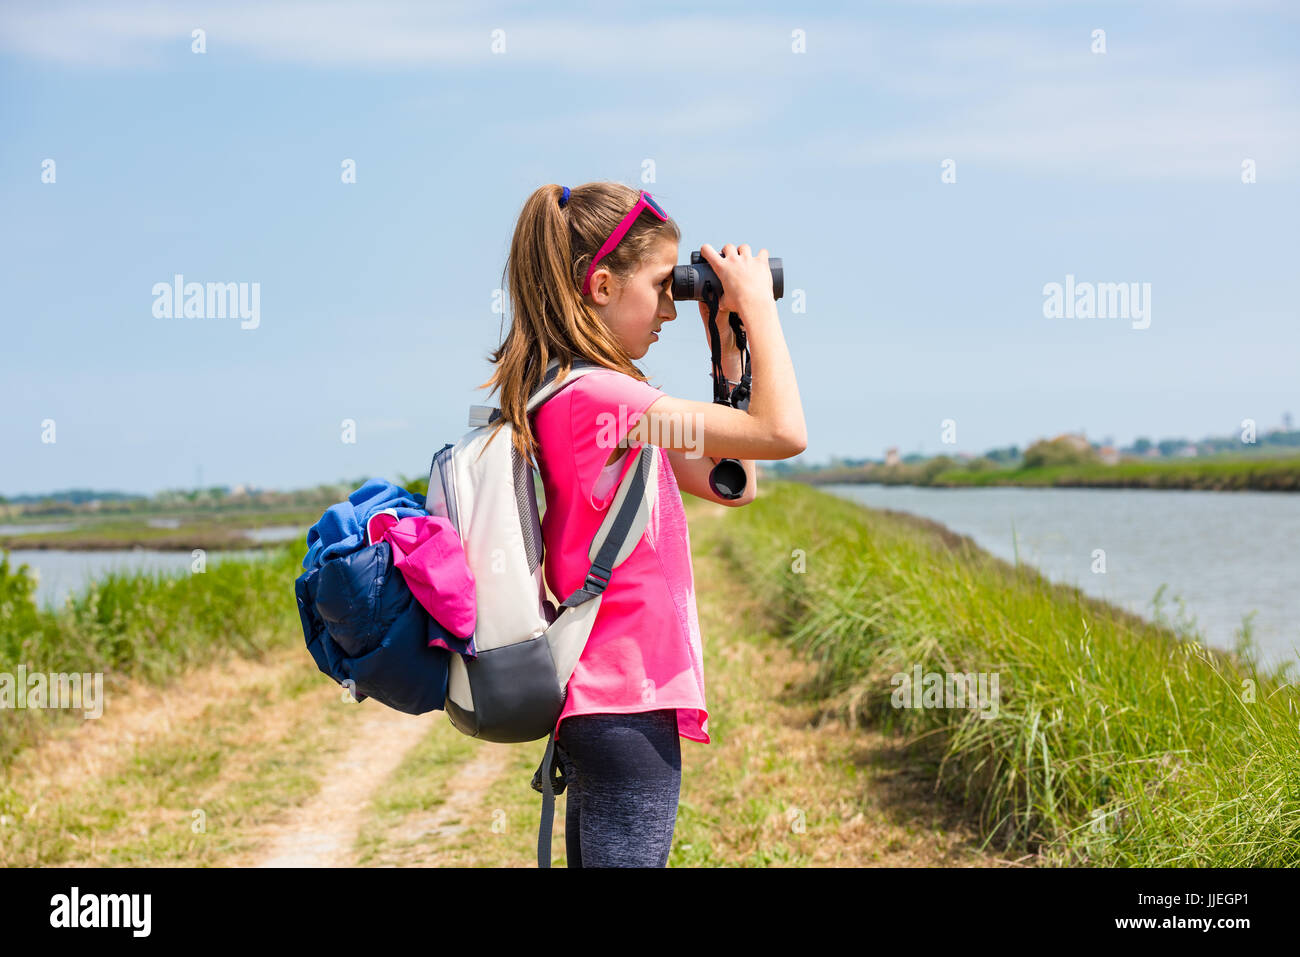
588, 266, 619, 305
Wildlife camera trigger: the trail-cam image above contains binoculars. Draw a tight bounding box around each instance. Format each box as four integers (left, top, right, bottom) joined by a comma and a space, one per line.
671, 250, 783, 303
669, 249, 784, 501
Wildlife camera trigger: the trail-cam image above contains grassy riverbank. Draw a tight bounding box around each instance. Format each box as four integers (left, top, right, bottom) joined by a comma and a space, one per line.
715, 482, 1299, 865
932, 456, 1300, 491
799, 455, 1300, 492
3, 482, 1295, 866
0, 509, 321, 551
0, 542, 306, 771
0, 501, 1003, 867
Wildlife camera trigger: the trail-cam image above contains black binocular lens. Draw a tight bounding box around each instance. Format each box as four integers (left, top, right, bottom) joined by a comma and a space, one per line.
671, 251, 783, 302
707, 458, 747, 500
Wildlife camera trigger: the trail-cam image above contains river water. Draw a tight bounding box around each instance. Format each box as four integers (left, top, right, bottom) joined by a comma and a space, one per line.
5, 546, 290, 612
0, 524, 306, 612
823, 484, 1300, 670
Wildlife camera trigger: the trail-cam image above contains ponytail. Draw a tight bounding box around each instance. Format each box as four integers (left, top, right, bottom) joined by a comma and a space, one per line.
478, 181, 681, 471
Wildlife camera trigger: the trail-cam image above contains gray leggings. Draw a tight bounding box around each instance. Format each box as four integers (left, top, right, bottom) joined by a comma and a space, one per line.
554, 709, 682, 868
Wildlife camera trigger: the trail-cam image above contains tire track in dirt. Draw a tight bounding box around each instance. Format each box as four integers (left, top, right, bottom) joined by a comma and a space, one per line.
369, 744, 514, 867
5, 638, 505, 868
684, 494, 1019, 866
242, 705, 436, 867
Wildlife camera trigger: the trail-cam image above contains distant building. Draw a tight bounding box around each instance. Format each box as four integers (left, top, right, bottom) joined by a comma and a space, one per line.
1175, 444, 1199, 458
1099, 445, 1120, 465
1051, 432, 1091, 454
884, 447, 900, 467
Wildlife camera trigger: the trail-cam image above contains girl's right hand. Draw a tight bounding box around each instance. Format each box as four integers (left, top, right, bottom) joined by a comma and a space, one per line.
697, 243, 777, 323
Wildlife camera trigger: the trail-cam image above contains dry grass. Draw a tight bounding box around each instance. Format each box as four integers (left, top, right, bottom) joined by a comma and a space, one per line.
2, 491, 1016, 867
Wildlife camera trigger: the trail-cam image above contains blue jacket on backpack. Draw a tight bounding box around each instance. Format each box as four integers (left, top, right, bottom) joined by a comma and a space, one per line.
303, 477, 428, 571
295, 481, 451, 715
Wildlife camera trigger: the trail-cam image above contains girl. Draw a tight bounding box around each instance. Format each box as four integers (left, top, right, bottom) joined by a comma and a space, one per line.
479, 181, 806, 867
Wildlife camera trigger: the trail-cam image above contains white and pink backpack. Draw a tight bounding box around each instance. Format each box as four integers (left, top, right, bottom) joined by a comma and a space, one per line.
425, 356, 659, 866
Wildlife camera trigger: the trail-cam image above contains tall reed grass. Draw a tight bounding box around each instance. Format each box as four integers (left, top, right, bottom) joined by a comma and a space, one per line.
718, 482, 1300, 865
0, 543, 304, 770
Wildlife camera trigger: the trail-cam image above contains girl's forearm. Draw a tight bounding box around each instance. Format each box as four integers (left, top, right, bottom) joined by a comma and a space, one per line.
737, 300, 806, 453
713, 355, 759, 501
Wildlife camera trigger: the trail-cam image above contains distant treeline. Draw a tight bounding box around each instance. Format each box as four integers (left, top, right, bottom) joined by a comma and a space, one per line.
772, 428, 1300, 478
799, 454, 1300, 492
1, 472, 431, 520
0, 488, 148, 506
777, 431, 1300, 492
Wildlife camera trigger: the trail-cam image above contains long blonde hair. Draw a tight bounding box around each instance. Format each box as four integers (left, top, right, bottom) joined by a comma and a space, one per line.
479, 181, 681, 471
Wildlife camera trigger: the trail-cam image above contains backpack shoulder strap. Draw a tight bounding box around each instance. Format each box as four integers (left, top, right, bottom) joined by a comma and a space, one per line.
534, 442, 657, 869
467, 358, 605, 428
525, 357, 604, 414
528, 369, 659, 869
462, 356, 656, 607
559, 440, 655, 608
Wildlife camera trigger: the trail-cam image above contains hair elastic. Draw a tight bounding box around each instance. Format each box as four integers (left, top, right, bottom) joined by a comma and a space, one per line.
559, 186, 570, 207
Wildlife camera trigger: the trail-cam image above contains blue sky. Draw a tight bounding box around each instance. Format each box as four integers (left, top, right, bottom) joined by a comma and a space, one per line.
2, 0, 1297, 497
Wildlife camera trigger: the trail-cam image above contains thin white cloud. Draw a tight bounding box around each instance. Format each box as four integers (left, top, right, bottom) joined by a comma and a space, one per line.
0, 1, 486, 68
0, 1, 813, 69
3, 2, 1294, 181
805, 68, 1299, 180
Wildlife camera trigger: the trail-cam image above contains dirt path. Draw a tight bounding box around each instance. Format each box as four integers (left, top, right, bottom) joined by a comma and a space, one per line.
680, 493, 1017, 866
242, 705, 435, 867
367, 744, 514, 866
0, 643, 485, 867
5, 491, 1015, 867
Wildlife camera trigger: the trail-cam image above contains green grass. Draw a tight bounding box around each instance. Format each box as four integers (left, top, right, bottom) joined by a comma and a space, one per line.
0, 659, 371, 867
713, 481, 1300, 866
0, 541, 307, 771
797, 454, 1300, 492
931, 456, 1300, 491
0, 510, 320, 550
353, 726, 490, 866
7, 483, 1297, 867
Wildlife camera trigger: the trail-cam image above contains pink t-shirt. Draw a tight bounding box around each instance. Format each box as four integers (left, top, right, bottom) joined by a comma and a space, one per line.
532, 368, 710, 744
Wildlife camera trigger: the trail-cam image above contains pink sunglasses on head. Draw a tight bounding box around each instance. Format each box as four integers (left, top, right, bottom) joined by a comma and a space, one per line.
580, 190, 670, 296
